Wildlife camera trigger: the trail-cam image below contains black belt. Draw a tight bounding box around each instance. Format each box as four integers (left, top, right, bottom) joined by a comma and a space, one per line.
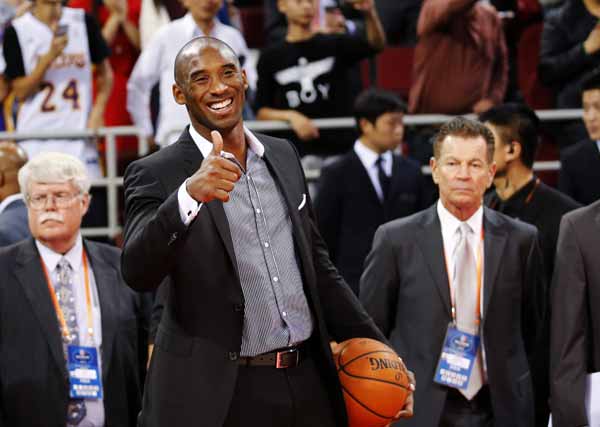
237, 345, 306, 368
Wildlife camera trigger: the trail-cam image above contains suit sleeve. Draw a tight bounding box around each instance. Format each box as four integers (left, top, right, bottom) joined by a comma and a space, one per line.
313, 165, 342, 262
549, 216, 589, 426
121, 160, 188, 292
359, 225, 400, 337
521, 229, 546, 364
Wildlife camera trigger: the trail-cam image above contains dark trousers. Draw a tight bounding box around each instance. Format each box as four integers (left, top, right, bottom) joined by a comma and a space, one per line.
439, 386, 494, 427
223, 354, 337, 427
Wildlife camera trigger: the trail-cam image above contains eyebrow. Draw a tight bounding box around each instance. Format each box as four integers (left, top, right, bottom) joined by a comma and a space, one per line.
188, 62, 237, 79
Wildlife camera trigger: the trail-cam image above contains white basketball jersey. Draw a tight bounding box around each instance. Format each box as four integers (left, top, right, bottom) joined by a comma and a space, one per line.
11, 8, 100, 178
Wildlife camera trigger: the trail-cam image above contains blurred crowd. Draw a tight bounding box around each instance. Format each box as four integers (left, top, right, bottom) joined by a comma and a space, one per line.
0, 0, 600, 426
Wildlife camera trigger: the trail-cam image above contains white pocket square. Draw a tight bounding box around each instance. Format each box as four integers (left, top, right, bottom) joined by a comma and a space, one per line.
298, 193, 306, 211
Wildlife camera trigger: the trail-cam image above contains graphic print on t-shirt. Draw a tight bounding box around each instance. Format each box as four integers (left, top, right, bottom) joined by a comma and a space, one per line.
274, 57, 334, 109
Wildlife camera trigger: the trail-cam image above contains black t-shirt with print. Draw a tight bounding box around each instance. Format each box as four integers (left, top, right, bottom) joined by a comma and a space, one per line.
255, 33, 375, 118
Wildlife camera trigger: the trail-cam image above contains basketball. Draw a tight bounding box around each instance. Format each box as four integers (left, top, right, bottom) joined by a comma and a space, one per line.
335, 338, 411, 427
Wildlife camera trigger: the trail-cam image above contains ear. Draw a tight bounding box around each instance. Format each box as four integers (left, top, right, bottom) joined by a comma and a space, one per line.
359, 118, 372, 135
80, 193, 91, 217
429, 157, 439, 184
507, 141, 522, 161
172, 83, 186, 106
241, 69, 249, 91
486, 161, 497, 189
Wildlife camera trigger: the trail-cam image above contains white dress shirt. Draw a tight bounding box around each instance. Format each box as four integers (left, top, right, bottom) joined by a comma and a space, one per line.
353, 139, 393, 202
127, 14, 256, 146
177, 125, 265, 225
36, 235, 104, 427
437, 200, 488, 375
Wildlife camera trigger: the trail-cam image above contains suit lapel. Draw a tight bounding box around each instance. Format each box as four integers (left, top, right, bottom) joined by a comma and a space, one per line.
482, 208, 508, 318
416, 206, 452, 317
180, 134, 239, 277
84, 241, 118, 379
15, 239, 67, 377
387, 154, 402, 202
349, 151, 382, 207
262, 141, 305, 242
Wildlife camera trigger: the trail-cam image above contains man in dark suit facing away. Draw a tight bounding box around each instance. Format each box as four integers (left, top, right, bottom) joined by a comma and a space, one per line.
120, 36, 413, 427
361, 117, 546, 427
314, 88, 425, 294
550, 199, 600, 427
0, 152, 148, 427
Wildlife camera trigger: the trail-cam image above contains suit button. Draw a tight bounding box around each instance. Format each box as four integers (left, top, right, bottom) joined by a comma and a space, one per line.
228, 351, 238, 361
233, 304, 243, 312
168, 232, 178, 245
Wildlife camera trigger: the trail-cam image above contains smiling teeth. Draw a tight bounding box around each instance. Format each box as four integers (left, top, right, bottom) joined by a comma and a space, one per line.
210, 99, 233, 110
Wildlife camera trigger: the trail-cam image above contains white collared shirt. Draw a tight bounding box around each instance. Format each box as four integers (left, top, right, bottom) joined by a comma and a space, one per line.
177, 125, 265, 225
36, 235, 105, 426
437, 200, 488, 375
596, 140, 600, 154
0, 193, 24, 215
437, 200, 484, 285
353, 139, 393, 202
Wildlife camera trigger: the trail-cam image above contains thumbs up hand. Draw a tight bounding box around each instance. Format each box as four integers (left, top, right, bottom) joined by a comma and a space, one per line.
185, 130, 242, 203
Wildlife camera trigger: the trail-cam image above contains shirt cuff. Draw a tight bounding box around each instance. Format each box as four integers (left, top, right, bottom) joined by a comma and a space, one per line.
177, 179, 202, 226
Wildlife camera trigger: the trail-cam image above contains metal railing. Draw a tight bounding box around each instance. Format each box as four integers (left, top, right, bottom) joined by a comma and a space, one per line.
0, 109, 582, 238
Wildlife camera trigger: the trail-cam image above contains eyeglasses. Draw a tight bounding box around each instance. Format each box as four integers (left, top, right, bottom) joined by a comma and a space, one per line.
27, 192, 81, 210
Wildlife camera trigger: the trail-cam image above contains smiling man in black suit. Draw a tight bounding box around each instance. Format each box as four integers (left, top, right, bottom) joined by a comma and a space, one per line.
121, 36, 413, 427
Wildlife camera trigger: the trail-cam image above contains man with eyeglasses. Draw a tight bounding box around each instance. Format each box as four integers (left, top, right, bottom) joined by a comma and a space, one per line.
0, 151, 149, 427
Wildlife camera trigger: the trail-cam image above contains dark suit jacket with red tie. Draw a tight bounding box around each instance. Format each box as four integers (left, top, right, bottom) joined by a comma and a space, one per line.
0, 238, 148, 427
120, 128, 386, 427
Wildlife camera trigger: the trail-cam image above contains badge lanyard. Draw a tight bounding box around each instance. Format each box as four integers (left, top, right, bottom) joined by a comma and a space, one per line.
443, 227, 485, 327
41, 252, 95, 343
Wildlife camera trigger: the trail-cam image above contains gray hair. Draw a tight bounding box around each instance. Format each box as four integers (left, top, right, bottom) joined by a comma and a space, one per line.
18, 152, 91, 198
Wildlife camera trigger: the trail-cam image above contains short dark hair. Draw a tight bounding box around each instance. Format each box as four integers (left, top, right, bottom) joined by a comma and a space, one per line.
582, 68, 600, 93
479, 103, 540, 169
433, 117, 495, 162
353, 89, 407, 133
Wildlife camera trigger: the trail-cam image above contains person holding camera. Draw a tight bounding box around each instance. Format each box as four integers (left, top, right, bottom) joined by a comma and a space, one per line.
2, 0, 112, 180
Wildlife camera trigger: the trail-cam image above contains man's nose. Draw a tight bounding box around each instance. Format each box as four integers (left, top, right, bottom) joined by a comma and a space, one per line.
209, 78, 227, 95
456, 164, 471, 178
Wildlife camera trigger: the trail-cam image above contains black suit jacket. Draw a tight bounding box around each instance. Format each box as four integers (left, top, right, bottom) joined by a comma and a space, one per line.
0, 197, 30, 247
314, 150, 424, 293
559, 139, 600, 206
0, 239, 147, 427
360, 205, 546, 427
121, 129, 385, 427
550, 200, 600, 427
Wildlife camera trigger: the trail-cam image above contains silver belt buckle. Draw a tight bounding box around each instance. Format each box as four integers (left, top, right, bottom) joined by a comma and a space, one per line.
275, 348, 299, 369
